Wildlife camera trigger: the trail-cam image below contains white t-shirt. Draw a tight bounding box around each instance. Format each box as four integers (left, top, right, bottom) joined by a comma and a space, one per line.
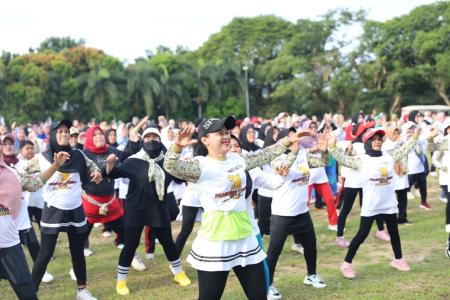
407, 139, 426, 175
271, 151, 310, 216
0, 207, 20, 248
360, 154, 398, 216
339, 142, 365, 188
38, 154, 83, 210
308, 167, 328, 184
257, 164, 275, 198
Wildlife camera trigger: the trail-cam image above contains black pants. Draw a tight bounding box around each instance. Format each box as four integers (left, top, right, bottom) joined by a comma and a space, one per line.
267, 213, 317, 284
408, 172, 427, 204
27, 207, 42, 228
84, 216, 125, 248
175, 206, 200, 256
118, 225, 178, 267
19, 227, 40, 262
197, 261, 266, 300
337, 188, 384, 237
345, 214, 402, 263
443, 186, 450, 226
257, 195, 272, 236
32, 231, 86, 290
0, 244, 38, 300
396, 188, 409, 223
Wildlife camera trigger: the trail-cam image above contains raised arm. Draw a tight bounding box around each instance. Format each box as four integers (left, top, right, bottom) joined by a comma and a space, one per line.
390, 134, 419, 162
164, 144, 201, 183
327, 132, 361, 170
432, 151, 446, 171
427, 127, 448, 152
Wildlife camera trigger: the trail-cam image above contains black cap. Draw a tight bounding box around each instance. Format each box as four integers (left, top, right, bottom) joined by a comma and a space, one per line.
51, 119, 72, 131
198, 116, 236, 139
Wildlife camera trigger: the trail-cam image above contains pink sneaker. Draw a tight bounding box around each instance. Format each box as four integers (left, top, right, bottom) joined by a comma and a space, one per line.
390, 258, 410, 271
419, 203, 432, 211
335, 237, 350, 248
340, 262, 355, 279
375, 230, 391, 242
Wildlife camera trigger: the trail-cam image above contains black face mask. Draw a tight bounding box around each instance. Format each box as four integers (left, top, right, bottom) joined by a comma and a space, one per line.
143, 140, 163, 158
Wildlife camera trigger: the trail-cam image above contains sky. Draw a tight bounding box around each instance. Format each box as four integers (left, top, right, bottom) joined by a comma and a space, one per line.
0, 0, 438, 63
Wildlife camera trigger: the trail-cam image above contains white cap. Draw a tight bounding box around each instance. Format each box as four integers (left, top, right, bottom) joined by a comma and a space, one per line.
401, 121, 416, 132
142, 127, 161, 139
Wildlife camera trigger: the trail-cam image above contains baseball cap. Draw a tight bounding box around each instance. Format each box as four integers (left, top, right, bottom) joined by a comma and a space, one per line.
362, 128, 385, 143
198, 116, 236, 139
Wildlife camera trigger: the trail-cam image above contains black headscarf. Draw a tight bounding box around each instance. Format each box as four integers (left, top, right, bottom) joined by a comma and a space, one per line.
258, 123, 271, 142
42, 120, 88, 182
238, 124, 260, 152
364, 134, 383, 157
408, 110, 419, 123
105, 128, 119, 148
263, 127, 278, 148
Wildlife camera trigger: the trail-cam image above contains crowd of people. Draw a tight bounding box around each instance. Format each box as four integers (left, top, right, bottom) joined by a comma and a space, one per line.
0, 109, 449, 300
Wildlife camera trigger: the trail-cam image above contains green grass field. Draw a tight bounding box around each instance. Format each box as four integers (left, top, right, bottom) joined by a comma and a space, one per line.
2, 178, 449, 300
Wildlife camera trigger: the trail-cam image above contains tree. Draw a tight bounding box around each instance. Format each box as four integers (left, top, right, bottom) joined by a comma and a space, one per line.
127, 62, 160, 117
39, 37, 86, 52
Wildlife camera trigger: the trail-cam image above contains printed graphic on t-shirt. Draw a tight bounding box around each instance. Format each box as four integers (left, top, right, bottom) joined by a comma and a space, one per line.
370, 165, 392, 186
292, 164, 310, 185
214, 174, 245, 201
48, 172, 77, 190
0, 204, 11, 216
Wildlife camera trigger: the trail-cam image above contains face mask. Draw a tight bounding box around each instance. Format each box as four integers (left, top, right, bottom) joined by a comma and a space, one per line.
143, 140, 163, 158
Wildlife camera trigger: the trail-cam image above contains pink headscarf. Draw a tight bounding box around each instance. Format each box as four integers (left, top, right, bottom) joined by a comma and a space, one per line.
0, 156, 22, 218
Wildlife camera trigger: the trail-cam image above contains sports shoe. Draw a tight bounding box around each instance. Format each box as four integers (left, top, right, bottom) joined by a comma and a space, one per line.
390, 258, 410, 272
407, 192, 415, 200
267, 285, 282, 300
93, 222, 102, 228
445, 242, 450, 259
117, 243, 124, 250
327, 224, 338, 232
102, 231, 112, 238
291, 243, 304, 255
335, 236, 350, 248
419, 203, 432, 211
76, 289, 97, 300
440, 197, 448, 203
446, 224, 450, 233
116, 280, 130, 295
131, 254, 146, 271
42, 271, 54, 283
303, 274, 326, 288
145, 253, 155, 260
69, 268, 77, 281
174, 271, 191, 287
84, 248, 94, 257
340, 261, 355, 279
375, 230, 390, 242
430, 171, 437, 177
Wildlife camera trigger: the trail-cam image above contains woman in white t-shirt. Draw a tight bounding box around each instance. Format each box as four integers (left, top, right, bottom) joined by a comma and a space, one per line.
164, 116, 310, 300
328, 127, 419, 279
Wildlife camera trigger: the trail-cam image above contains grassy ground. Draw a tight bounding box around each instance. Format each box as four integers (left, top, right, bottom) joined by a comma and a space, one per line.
1, 177, 449, 300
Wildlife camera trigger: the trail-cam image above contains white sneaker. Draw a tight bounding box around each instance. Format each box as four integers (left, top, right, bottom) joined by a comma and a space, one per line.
84, 248, 93, 257
42, 271, 54, 283
76, 288, 97, 300
145, 253, 155, 260
132, 254, 146, 271
440, 197, 448, 203
407, 192, 415, 200
327, 224, 338, 232
69, 268, 77, 281
446, 242, 450, 259
117, 243, 124, 250
93, 222, 102, 228
267, 285, 282, 300
102, 231, 112, 238
303, 274, 326, 288
291, 243, 304, 255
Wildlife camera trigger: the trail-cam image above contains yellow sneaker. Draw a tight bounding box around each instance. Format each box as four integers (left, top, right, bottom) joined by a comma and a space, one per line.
116, 280, 130, 295
174, 271, 191, 287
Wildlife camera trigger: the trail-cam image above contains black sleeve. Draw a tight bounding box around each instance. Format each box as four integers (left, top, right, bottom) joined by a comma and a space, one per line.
108, 158, 135, 179
121, 140, 142, 160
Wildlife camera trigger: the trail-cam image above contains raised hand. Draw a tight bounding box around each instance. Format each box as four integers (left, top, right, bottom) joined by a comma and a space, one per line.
317, 133, 329, 152
429, 126, 438, 138
105, 154, 118, 174
275, 165, 290, 176
287, 130, 314, 144
327, 132, 337, 148
53, 151, 70, 167
175, 127, 197, 148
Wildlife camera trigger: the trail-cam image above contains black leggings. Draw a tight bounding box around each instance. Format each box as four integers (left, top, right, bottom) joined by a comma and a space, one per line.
337, 188, 384, 237
84, 216, 124, 248
118, 225, 178, 267
32, 231, 86, 290
27, 207, 42, 228
345, 214, 402, 263
19, 227, 40, 262
443, 187, 450, 236
267, 213, 317, 284
408, 172, 427, 204
197, 261, 266, 300
257, 195, 272, 236
0, 244, 38, 300
396, 188, 408, 223
175, 206, 200, 256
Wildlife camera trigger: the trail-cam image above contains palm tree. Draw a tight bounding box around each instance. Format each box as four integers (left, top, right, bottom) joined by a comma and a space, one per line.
193, 62, 221, 118
157, 64, 190, 117
81, 68, 118, 117
127, 62, 160, 117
